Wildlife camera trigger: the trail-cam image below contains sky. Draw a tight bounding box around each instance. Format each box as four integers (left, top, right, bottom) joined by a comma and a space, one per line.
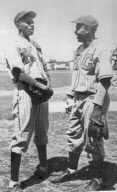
0, 0, 116, 61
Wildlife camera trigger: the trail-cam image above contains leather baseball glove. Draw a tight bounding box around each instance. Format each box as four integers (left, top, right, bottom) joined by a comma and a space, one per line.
24, 78, 54, 104
12, 67, 54, 104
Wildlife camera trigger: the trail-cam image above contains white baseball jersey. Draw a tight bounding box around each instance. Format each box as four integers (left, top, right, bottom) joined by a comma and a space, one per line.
6, 35, 47, 81
71, 39, 113, 94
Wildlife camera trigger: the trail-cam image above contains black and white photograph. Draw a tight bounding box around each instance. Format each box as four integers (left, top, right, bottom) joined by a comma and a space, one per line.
0, 0, 117, 191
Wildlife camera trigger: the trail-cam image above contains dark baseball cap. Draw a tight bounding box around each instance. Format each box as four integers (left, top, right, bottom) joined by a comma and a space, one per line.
14, 11, 36, 25
72, 15, 98, 29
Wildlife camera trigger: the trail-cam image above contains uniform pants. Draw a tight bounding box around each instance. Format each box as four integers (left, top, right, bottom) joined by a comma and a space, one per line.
10, 90, 49, 154
67, 94, 110, 161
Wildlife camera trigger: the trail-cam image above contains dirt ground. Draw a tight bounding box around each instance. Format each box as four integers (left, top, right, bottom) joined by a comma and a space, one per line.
0, 71, 117, 191
0, 110, 117, 191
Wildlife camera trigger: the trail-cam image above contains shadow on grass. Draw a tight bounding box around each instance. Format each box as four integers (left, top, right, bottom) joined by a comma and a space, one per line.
101, 161, 117, 190
53, 160, 117, 191
20, 157, 117, 191
20, 156, 68, 189
50, 160, 117, 191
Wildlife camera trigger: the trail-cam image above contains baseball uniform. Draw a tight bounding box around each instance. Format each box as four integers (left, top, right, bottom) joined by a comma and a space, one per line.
6, 35, 49, 154
67, 39, 113, 161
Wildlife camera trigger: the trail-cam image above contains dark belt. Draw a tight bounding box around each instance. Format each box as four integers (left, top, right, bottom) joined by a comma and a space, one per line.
74, 91, 95, 100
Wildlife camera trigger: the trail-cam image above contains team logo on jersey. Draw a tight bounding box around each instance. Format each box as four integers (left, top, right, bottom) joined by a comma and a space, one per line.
17, 47, 36, 65
73, 51, 98, 75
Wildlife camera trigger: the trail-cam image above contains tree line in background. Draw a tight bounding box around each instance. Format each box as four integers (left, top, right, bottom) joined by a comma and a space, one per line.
47, 59, 74, 70
47, 47, 117, 71
0, 48, 117, 72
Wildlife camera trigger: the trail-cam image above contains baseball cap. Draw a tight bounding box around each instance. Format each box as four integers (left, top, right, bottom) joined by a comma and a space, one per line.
14, 11, 36, 25
72, 15, 98, 29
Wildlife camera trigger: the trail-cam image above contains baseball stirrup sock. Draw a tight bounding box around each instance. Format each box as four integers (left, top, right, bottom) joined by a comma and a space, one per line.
68, 152, 81, 170
36, 145, 47, 167
11, 152, 21, 181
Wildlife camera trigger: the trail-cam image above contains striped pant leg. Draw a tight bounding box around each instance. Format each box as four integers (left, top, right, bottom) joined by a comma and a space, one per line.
10, 91, 33, 154
67, 97, 105, 161
66, 99, 85, 153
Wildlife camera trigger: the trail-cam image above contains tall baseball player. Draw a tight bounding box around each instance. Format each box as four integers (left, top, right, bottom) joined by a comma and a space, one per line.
52, 15, 113, 190
5, 11, 53, 192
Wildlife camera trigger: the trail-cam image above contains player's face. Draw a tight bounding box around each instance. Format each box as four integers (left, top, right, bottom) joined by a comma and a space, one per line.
75, 23, 93, 43
20, 17, 34, 37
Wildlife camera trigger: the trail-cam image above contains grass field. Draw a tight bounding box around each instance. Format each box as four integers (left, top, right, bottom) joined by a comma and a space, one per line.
0, 71, 117, 101
0, 71, 117, 191
0, 71, 72, 90
1, 110, 117, 191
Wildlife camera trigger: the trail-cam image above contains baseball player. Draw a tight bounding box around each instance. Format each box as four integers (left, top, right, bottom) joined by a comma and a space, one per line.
5, 11, 52, 191
53, 15, 113, 189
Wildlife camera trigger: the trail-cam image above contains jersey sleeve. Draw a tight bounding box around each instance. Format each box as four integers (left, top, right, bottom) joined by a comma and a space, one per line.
5, 42, 24, 79
96, 48, 113, 80
94, 47, 113, 106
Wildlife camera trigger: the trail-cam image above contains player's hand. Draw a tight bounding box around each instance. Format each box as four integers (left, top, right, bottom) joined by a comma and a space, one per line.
65, 97, 74, 114
65, 91, 75, 114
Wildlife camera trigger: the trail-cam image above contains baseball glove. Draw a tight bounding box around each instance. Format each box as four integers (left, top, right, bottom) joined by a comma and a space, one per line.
11, 67, 53, 104
88, 119, 104, 139
25, 78, 54, 104
88, 104, 108, 140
